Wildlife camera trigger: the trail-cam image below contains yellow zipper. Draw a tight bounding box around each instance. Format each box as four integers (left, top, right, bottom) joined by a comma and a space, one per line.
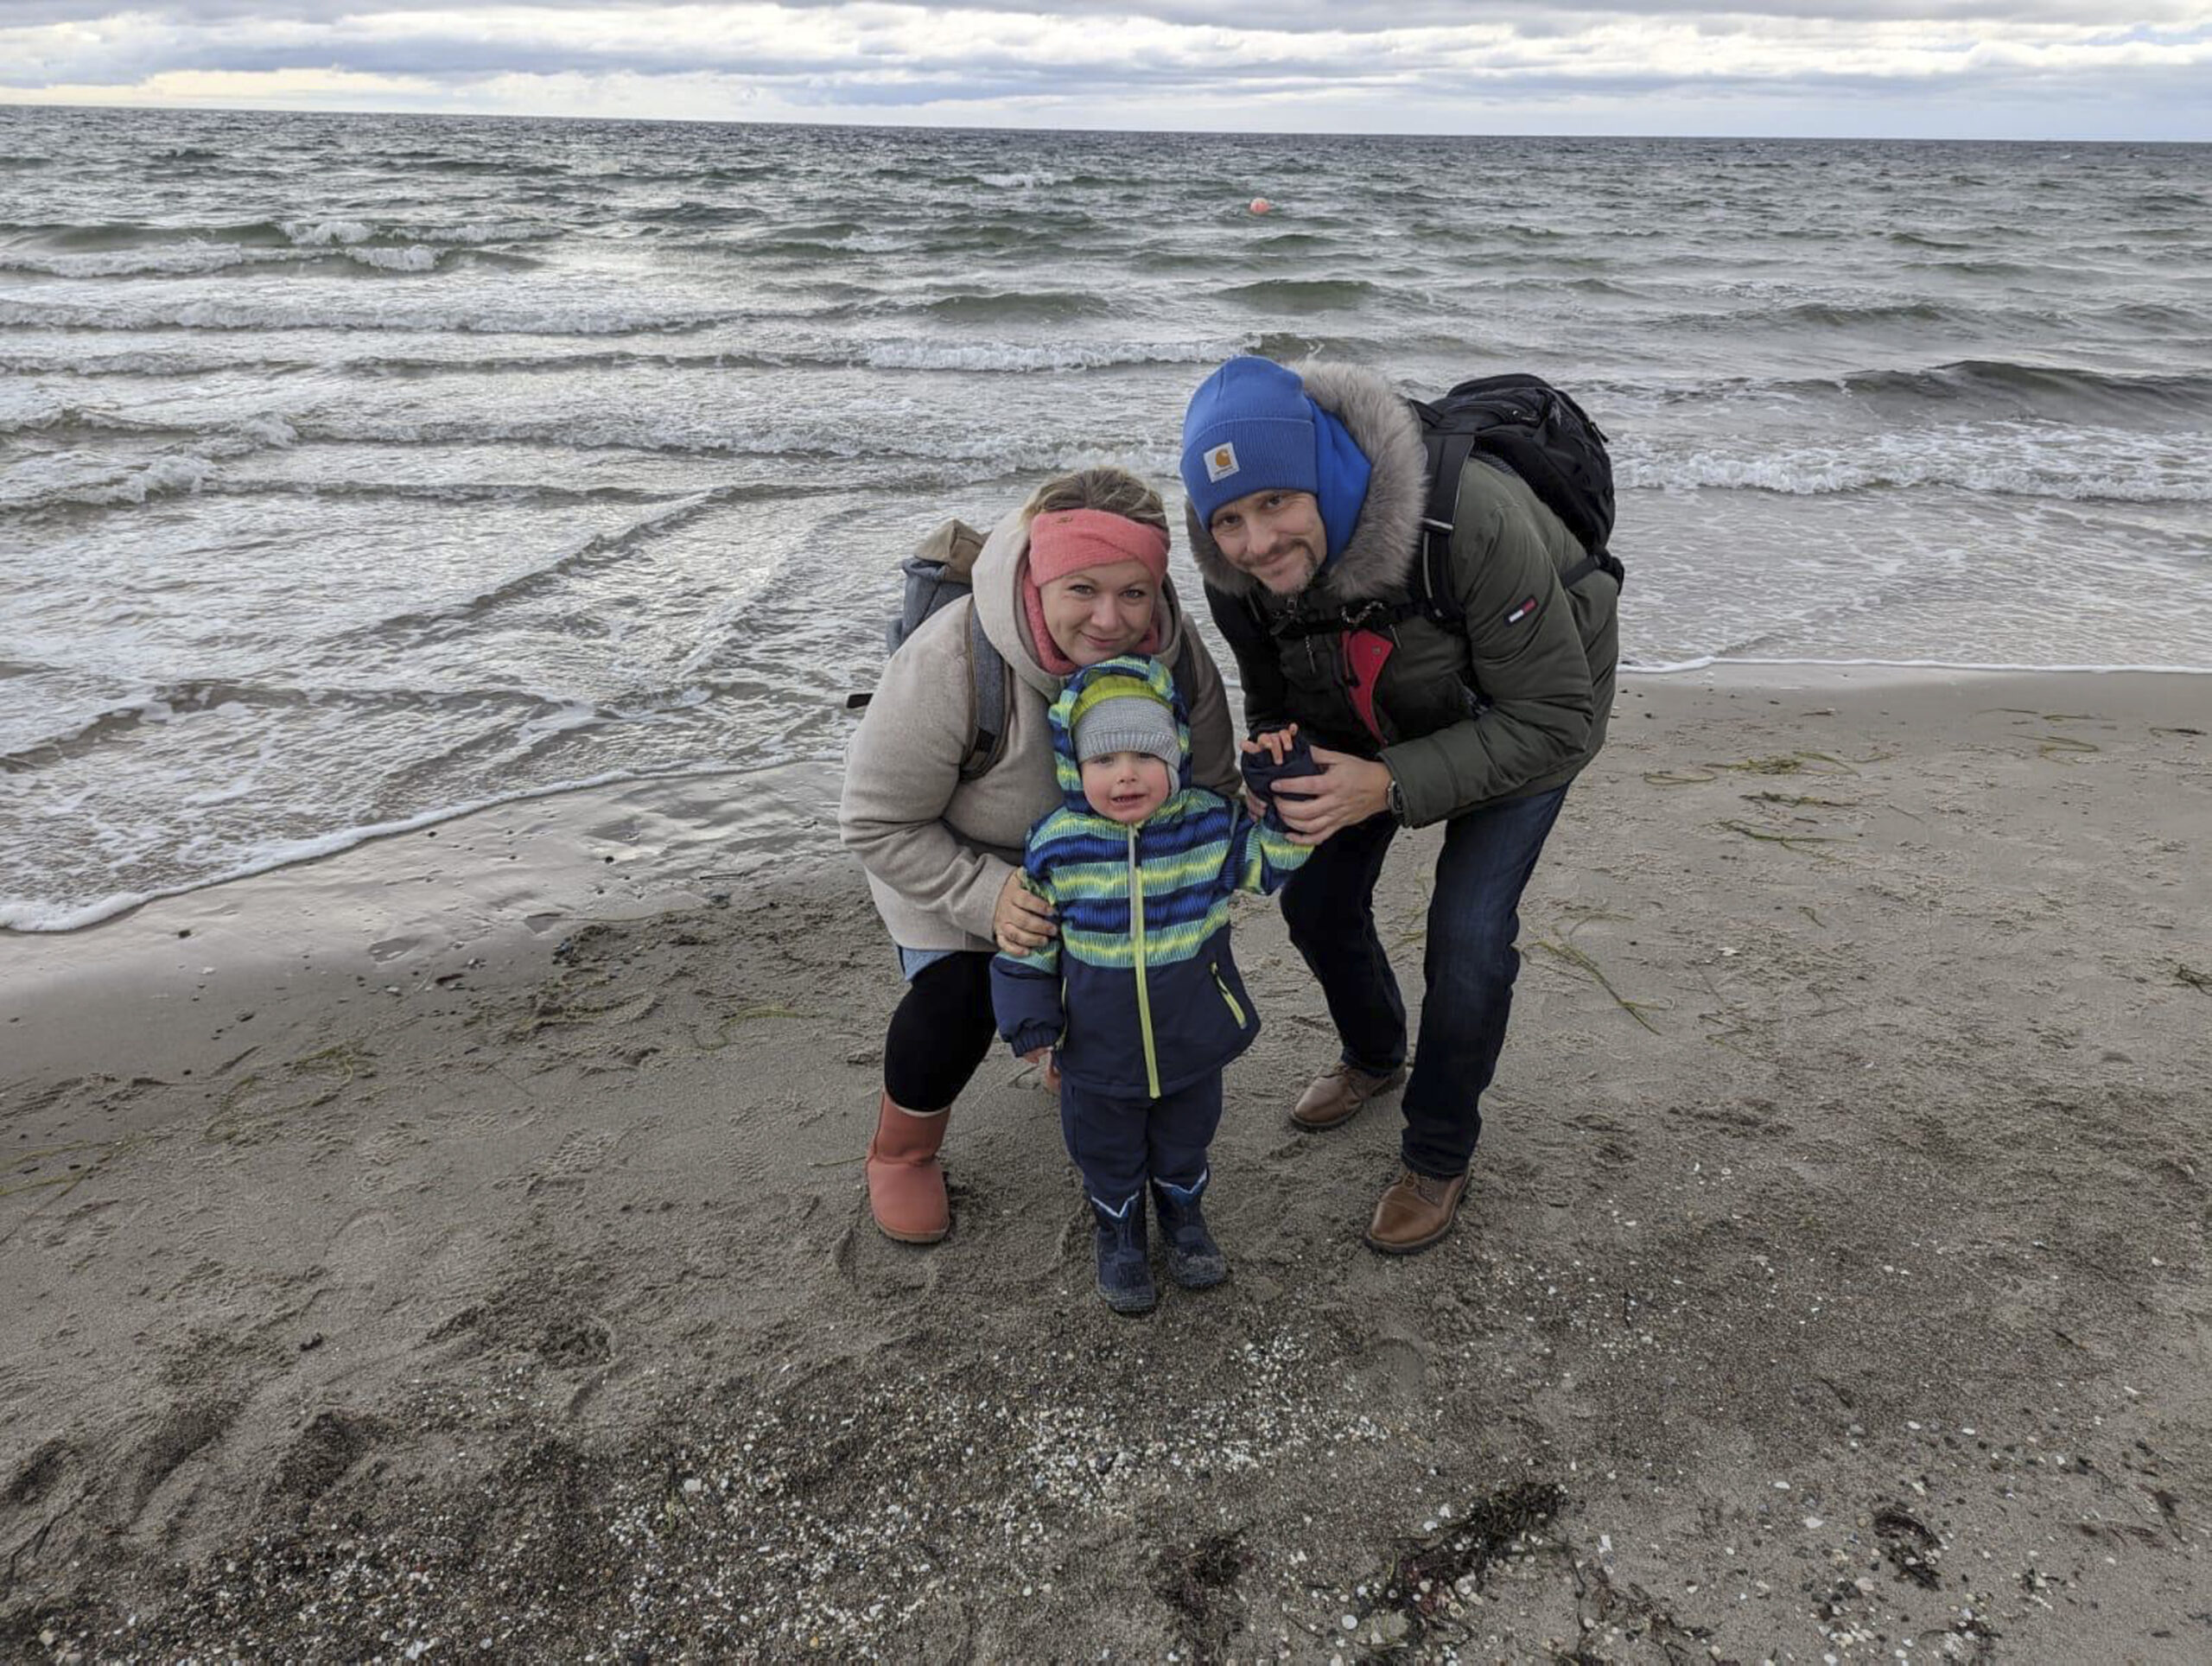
1211, 962, 1247, 1027
1129, 826, 1160, 1098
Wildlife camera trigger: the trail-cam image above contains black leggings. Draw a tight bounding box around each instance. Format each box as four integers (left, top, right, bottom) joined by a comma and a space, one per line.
883, 951, 999, 1111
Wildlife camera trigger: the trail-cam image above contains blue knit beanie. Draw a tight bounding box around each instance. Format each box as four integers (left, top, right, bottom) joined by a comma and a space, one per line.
1179, 356, 1371, 563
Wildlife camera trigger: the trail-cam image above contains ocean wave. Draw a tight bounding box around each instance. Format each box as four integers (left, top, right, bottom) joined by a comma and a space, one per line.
857, 337, 1225, 372
283, 218, 375, 247
0, 242, 471, 278
0, 410, 298, 510
0, 678, 315, 774
5, 214, 554, 254
1767, 299, 1960, 328
1827, 359, 2212, 419
0, 240, 301, 279
1619, 437, 2212, 503
0, 404, 296, 444
912, 289, 1119, 322
1218, 278, 1378, 312
0, 452, 220, 511
1885, 230, 1981, 251
226, 407, 1154, 479
0, 675, 685, 781
346, 490, 754, 644
0, 296, 737, 336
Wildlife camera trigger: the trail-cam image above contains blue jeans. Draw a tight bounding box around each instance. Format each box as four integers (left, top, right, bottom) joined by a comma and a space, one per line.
1280, 785, 1568, 1180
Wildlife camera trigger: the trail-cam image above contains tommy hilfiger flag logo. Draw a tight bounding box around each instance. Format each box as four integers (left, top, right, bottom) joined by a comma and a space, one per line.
1505, 596, 1539, 625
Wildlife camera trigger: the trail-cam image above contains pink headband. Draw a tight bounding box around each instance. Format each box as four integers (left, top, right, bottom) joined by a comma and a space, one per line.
1027, 508, 1170, 588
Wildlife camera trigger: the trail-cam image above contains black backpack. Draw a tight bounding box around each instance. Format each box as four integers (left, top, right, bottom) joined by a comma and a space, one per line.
1407, 372, 1623, 628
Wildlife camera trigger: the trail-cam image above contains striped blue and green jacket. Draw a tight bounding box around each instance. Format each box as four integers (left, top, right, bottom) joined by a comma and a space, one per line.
992, 655, 1310, 1100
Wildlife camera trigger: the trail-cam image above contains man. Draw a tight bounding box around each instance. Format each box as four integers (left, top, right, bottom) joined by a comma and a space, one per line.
1179, 356, 1618, 1254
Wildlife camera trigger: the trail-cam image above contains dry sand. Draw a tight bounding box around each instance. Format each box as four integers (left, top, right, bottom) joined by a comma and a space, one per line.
3, 665, 2208, 1663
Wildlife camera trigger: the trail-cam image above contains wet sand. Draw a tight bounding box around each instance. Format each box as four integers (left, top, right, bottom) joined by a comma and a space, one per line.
3, 665, 2208, 1662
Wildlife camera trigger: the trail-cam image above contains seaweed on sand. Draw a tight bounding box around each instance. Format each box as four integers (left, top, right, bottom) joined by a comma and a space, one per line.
1154, 1530, 1251, 1663
1355, 1481, 1568, 1656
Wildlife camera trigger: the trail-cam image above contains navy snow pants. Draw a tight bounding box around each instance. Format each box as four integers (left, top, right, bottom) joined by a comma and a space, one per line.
1058, 1073, 1224, 1208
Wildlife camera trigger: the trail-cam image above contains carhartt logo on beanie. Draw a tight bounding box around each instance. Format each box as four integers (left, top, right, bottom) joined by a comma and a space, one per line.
1179, 356, 1316, 526
1071, 684, 1181, 771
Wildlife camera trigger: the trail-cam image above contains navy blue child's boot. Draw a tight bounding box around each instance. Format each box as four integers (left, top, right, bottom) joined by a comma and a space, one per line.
1089, 1192, 1156, 1315
1150, 1173, 1228, 1290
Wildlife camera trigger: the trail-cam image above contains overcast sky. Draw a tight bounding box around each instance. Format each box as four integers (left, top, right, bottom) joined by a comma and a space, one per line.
3, 2, 2206, 140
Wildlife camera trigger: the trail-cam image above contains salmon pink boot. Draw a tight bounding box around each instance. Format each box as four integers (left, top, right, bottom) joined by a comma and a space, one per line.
865, 1094, 950, 1243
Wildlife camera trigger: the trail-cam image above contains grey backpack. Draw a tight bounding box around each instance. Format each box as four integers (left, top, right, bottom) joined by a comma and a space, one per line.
846, 518, 1010, 781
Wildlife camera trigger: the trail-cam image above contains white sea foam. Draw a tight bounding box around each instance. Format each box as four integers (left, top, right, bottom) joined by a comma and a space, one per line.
0, 242, 300, 278
1618, 432, 2212, 503
283, 218, 374, 246
1624, 655, 2212, 677
0, 451, 220, 509
0, 297, 736, 335
395, 219, 550, 244
859, 338, 1233, 372
344, 245, 440, 273
0, 221, 544, 276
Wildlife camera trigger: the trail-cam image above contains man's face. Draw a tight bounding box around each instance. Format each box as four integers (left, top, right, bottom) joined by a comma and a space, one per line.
1206, 489, 1325, 595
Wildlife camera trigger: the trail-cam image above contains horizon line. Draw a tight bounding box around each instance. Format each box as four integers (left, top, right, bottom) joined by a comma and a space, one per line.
3, 97, 2205, 148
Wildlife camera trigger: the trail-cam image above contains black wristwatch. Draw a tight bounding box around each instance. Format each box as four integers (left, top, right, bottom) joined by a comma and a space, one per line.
1385, 773, 1409, 826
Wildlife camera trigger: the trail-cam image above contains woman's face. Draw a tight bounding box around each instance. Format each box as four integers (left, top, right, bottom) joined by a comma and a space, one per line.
1038, 556, 1158, 667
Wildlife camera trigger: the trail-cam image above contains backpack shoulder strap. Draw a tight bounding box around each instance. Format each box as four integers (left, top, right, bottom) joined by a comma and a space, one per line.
1410, 397, 1471, 630
959, 605, 1011, 781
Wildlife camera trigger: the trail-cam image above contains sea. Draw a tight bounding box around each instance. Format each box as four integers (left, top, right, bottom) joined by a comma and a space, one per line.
3, 105, 2208, 932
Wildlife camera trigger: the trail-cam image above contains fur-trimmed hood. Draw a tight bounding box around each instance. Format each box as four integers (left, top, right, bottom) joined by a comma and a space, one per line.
1183, 360, 1428, 607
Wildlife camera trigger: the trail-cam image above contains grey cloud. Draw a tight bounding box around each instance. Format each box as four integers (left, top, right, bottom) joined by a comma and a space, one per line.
3, 0, 2205, 129
2, 0, 2196, 29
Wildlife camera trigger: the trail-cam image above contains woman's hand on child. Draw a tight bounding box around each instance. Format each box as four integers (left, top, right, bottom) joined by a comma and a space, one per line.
1020, 1046, 1061, 1092
995, 870, 1058, 955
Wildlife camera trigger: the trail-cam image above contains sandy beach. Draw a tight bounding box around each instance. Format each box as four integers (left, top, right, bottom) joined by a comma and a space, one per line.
3, 664, 2208, 1663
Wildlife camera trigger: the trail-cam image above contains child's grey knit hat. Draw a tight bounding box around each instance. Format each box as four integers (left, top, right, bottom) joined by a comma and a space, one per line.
1072, 686, 1180, 770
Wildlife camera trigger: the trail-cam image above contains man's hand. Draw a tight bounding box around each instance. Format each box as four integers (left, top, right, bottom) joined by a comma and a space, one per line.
1269, 746, 1394, 844
995, 870, 1058, 955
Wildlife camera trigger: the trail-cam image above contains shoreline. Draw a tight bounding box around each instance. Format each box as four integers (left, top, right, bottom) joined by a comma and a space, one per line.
4, 664, 2209, 1659
7, 658, 2205, 948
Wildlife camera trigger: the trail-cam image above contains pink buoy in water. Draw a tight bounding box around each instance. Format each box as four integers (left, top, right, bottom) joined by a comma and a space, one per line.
1249, 197, 1273, 214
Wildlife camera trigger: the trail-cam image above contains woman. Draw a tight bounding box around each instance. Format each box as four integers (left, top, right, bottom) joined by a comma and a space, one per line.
839, 467, 1239, 1244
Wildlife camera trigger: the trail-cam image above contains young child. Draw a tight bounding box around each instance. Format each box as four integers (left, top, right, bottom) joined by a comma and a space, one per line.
992, 653, 1310, 1315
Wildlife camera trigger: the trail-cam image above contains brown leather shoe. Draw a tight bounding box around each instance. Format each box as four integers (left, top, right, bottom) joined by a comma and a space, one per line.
1289, 1063, 1407, 1131
1364, 1165, 1469, 1255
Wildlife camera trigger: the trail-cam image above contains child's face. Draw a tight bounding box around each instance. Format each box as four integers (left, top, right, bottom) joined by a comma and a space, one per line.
1080, 750, 1173, 824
